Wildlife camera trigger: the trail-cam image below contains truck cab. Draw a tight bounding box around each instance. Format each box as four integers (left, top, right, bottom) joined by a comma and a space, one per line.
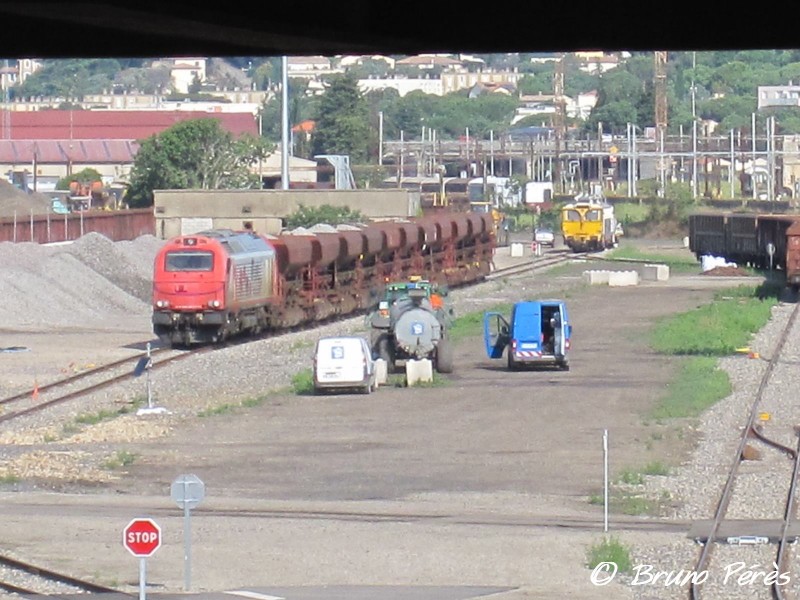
483, 300, 571, 370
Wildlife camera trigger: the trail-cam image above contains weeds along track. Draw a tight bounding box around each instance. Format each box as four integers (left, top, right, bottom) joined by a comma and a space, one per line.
689, 300, 800, 600
0, 552, 125, 596
0, 346, 202, 425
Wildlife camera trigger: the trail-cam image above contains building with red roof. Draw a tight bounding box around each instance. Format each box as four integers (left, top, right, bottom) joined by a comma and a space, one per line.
0, 110, 259, 191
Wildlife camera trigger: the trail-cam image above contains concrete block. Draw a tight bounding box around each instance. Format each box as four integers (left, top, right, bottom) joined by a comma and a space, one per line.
643, 263, 670, 281
374, 359, 388, 386
406, 359, 433, 386
608, 270, 639, 287
510, 242, 524, 258
582, 269, 610, 285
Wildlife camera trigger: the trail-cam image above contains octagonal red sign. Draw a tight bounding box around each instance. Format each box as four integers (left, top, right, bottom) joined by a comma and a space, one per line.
123, 518, 161, 557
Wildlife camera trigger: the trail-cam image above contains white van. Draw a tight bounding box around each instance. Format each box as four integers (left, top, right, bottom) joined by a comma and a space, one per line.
312, 336, 376, 395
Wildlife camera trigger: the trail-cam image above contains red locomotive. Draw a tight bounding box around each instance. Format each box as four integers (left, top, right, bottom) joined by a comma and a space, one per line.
152, 212, 496, 346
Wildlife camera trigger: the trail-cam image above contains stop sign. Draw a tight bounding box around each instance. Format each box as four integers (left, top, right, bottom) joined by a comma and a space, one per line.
123, 518, 162, 557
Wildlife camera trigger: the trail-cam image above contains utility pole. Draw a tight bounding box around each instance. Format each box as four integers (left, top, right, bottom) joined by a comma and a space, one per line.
553, 53, 566, 194
691, 52, 698, 201
654, 51, 668, 197
281, 56, 289, 190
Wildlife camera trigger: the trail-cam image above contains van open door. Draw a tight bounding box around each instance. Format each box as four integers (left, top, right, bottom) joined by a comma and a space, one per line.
483, 312, 510, 359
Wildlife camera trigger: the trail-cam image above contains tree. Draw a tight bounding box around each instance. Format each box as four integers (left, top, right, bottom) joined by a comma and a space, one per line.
126, 118, 272, 207
56, 168, 103, 190
311, 74, 370, 162
284, 204, 364, 229
258, 78, 314, 147
15, 59, 120, 100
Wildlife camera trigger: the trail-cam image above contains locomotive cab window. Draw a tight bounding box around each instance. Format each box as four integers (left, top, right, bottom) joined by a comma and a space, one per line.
585, 209, 601, 221
165, 251, 214, 272
564, 210, 582, 222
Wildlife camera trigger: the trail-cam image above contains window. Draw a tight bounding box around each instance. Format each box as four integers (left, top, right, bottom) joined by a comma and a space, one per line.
165, 251, 214, 272
585, 209, 601, 221
564, 209, 582, 222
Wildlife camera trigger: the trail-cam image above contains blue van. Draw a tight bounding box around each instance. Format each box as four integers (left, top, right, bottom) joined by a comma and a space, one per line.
483, 300, 571, 370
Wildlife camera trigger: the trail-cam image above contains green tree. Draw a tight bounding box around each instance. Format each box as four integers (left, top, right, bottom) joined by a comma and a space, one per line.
284, 204, 364, 229
56, 168, 103, 190
126, 118, 272, 207
15, 59, 120, 100
259, 78, 314, 146
312, 74, 370, 161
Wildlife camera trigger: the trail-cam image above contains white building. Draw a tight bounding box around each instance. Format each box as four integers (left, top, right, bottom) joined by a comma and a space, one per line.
758, 85, 800, 109
160, 57, 208, 94
358, 78, 443, 97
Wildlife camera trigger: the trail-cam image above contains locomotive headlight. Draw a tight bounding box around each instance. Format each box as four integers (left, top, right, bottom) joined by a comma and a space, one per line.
155, 300, 169, 308
209, 300, 221, 309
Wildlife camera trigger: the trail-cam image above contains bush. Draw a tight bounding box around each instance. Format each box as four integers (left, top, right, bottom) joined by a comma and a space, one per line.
291, 369, 315, 394
284, 204, 365, 229
586, 536, 632, 572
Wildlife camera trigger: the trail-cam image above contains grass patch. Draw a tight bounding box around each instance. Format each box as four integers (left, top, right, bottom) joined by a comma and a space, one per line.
409, 371, 449, 387
617, 468, 644, 486
0, 473, 20, 484
586, 536, 632, 572
449, 302, 512, 341
651, 357, 732, 419
198, 403, 237, 417
197, 393, 271, 416
606, 244, 699, 273
642, 461, 670, 476
103, 450, 137, 469
385, 371, 448, 387
291, 368, 315, 395
588, 489, 666, 517
75, 408, 122, 425
241, 395, 268, 408
650, 285, 779, 355
613, 202, 650, 224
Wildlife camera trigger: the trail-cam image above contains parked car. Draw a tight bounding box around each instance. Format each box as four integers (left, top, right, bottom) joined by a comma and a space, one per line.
534, 227, 555, 247
312, 336, 376, 395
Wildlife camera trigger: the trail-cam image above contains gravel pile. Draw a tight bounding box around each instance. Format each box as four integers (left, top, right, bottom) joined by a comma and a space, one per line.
0, 233, 162, 332
64, 232, 162, 303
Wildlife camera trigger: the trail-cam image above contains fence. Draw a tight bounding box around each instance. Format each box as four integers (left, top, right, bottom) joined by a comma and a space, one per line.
0, 208, 155, 244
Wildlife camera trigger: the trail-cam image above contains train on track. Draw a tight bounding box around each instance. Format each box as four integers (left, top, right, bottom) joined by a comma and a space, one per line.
152, 211, 496, 346
687, 211, 800, 288
560, 193, 619, 252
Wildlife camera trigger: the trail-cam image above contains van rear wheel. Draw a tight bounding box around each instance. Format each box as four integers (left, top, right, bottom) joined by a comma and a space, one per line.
507, 350, 518, 371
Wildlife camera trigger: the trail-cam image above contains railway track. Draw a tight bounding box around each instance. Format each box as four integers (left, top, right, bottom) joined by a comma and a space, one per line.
0, 345, 203, 425
488, 248, 586, 279
0, 553, 124, 596
689, 300, 800, 599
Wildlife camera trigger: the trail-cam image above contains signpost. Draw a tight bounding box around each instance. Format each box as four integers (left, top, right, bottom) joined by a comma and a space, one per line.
171, 474, 206, 591
123, 518, 161, 600
133, 342, 168, 415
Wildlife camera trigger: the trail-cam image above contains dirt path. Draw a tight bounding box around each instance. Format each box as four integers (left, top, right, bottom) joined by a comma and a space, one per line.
0, 245, 760, 599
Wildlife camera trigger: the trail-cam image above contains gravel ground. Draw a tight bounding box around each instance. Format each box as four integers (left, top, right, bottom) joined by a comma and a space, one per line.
0, 233, 794, 599
627, 300, 800, 599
